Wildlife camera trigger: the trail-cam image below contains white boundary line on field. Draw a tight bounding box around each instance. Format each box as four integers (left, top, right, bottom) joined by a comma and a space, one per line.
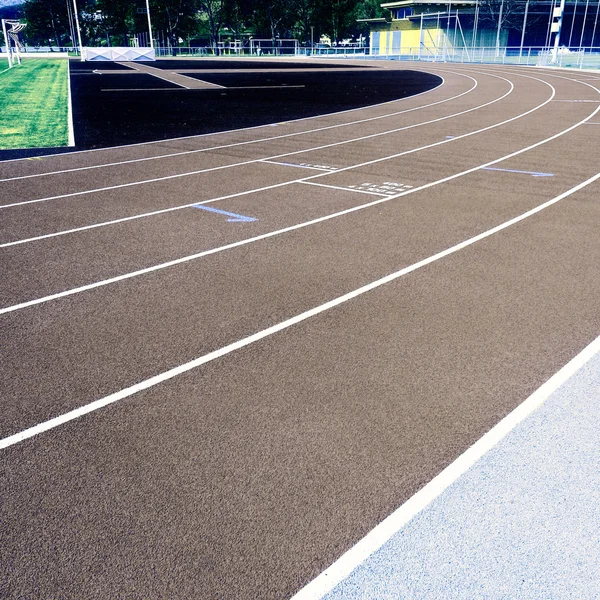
0, 65, 446, 164
0, 72, 464, 182
67, 60, 75, 147
6, 77, 600, 317
291, 315, 600, 600
1, 170, 599, 452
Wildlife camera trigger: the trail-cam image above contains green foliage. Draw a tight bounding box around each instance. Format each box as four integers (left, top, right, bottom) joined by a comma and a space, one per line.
24, 0, 71, 46
19, 0, 380, 47
0, 58, 70, 149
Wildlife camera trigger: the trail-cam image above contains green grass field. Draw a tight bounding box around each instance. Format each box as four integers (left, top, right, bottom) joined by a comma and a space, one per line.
0, 58, 8, 72
0, 58, 71, 149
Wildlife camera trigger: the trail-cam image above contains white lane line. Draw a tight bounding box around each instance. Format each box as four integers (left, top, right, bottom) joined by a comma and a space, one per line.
67, 61, 75, 147
0, 74, 509, 210
226, 85, 306, 90
260, 160, 333, 171
6, 87, 600, 316
173, 72, 225, 88
127, 63, 190, 89
291, 312, 600, 600
0, 72, 554, 249
101, 88, 187, 92
552, 99, 600, 102
1, 171, 599, 451
0, 74, 462, 182
0, 70, 446, 165
300, 181, 387, 196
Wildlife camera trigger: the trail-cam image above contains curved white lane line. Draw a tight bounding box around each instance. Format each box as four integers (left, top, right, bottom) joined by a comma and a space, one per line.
0, 66, 446, 165
9, 73, 600, 315
0, 72, 472, 182
0, 70, 517, 242
1, 170, 599, 453
291, 287, 600, 600
0, 73, 494, 209
0, 72, 513, 246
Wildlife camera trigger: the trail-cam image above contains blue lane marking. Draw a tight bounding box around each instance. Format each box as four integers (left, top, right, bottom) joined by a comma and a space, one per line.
483, 167, 554, 177
192, 204, 257, 222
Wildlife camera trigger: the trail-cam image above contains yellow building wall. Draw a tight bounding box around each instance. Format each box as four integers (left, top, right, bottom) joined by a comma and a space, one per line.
369, 20, 454, 56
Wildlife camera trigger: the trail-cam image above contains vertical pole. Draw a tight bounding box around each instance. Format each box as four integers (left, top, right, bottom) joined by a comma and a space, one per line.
545, 1, 554, 48
552, 0, 567, 62
146, 0, 154, 48
444, 0, 451, 60
1, 20, 12, 68
419, 14, 423, 59
436, 12, 440, 60
579, 0, 590, 48
496, 0, 504, 57
520, 0, 529, 59
72, 0, 84, 61
592, 0, 600, 48
472, 0, 479, 50
568, 0, 579, 47
453, 9, 458, 51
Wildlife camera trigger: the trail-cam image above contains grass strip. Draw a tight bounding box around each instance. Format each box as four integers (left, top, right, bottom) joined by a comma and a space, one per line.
0, 58, 70, 149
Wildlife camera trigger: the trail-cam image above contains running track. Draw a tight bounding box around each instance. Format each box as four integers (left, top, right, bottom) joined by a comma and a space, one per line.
1, 60, 600, 599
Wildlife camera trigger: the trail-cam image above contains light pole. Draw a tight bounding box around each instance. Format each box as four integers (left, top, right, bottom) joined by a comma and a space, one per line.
495, 0, 505, 57
71, 0, 84, 60
552, 0, 566, 63
145, 0, 154, 48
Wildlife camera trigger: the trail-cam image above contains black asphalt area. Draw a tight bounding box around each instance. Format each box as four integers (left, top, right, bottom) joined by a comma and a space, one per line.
1, 59, 600, 599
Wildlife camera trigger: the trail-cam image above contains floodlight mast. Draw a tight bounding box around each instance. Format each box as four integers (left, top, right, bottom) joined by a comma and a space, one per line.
146, 0, 154, 48
71, 0, 84, 61
551, 0, 566, 63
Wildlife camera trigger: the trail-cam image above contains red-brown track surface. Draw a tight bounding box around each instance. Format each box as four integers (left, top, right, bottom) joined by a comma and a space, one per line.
1, 59, 600, 599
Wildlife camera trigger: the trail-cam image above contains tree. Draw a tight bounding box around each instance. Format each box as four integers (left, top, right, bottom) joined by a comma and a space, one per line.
197, 0, 226, 50
151, 0, 199, 48
24, 0, 70, 46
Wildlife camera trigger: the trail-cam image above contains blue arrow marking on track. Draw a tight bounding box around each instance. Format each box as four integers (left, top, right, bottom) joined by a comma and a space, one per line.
192, 205, 257, 222
483, 167, 554, 177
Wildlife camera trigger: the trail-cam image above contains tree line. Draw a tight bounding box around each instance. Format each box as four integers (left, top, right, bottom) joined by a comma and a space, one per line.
12, 0, 386, 48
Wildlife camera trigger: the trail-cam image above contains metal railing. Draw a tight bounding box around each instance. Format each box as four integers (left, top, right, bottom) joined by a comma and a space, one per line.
7, 44, 600, 69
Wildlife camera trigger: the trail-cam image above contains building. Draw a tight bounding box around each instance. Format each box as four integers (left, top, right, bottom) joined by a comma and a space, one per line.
359, 0, 600, 58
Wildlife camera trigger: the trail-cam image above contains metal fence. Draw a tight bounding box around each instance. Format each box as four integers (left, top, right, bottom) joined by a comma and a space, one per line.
366, 46, 600, 69
7, 44, 600, 69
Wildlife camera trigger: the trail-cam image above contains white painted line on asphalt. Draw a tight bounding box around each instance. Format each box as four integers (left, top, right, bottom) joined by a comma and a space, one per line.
7, 77, 599, 312
101, 88, 189, 92
291, 306, 600, 600
552, 99, 600, 102
0, 70, 447, 165
128, 63, 190, 89
0, 73, 474, 185
1, 171, 599, 451
300, 181, 387, 196
2, 74, 597, 318
0, 74, 522, 238
0, 77, 499, 209
260, 160, 333, 171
